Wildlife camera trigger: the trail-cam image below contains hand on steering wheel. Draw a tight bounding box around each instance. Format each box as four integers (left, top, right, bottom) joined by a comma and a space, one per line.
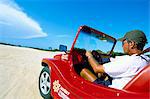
86, 50, 103, 64
85, 51, 93, 59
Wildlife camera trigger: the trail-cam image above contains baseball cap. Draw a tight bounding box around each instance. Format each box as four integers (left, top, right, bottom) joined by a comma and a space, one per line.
118, 30, 147, 44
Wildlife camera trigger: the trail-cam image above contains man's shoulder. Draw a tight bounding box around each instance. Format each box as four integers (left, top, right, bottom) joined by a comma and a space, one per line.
115, 54, 143, 62
115, 55, 130, 60
111, 55, 133, 63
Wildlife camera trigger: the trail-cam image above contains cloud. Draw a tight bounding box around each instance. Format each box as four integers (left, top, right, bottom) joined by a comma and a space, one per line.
0, 21, 12, 26
0, 0, 47, 39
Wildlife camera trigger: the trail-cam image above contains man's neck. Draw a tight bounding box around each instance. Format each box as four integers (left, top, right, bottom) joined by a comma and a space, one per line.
129, 49, 142, 55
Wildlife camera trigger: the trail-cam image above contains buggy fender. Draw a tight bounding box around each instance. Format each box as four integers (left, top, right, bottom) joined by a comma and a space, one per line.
42, 58, 56, 68
41, 58, 70, 69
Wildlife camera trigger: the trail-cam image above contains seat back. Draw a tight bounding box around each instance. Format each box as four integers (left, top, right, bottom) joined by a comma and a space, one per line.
123, 64, 150, 92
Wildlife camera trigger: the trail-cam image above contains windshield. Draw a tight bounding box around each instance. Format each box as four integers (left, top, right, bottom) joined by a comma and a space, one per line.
73, 27, 116, 55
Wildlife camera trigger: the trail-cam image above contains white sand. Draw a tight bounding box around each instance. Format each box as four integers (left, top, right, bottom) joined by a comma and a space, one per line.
0, 44, 62, 99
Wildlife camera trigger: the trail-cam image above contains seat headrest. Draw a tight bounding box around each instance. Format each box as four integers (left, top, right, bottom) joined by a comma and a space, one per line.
123, 64, 150, 92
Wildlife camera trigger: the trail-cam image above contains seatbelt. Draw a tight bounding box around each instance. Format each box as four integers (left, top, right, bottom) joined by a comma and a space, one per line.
137, 47, 150, 56
136, 47, 150, 63
139, 55, 149, 63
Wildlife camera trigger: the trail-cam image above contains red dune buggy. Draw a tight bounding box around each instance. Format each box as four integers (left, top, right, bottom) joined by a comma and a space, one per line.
39, 26, 150, 99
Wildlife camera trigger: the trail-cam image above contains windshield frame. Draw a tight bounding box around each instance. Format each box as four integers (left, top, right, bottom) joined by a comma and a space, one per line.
70, 25, 117, 55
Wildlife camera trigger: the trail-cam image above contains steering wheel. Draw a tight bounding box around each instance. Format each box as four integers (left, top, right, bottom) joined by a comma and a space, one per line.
72, 49, 103, 65
91, 50, 112, 81
72, 49, 112, 82
91, 50, 103, 64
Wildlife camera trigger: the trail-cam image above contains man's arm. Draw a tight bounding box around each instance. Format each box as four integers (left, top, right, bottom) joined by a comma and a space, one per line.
86, 51, 105, 73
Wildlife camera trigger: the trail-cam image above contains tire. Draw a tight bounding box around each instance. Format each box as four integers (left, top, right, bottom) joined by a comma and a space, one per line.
39, 66, 52, 99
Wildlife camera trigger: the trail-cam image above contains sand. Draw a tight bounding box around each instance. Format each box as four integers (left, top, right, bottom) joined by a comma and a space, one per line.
0, 44, 62, 99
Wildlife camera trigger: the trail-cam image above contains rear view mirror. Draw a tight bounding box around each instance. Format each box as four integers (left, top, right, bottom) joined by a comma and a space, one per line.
59, 45, 67, 52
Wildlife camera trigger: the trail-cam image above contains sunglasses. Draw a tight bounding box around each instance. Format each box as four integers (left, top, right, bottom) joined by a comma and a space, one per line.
122, 39, 131, 46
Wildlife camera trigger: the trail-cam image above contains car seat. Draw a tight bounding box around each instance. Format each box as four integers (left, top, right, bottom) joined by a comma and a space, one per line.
123, 64, 150, 92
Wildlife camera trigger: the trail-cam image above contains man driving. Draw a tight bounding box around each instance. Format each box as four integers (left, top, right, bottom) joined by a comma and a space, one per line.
80, 30, 150, 89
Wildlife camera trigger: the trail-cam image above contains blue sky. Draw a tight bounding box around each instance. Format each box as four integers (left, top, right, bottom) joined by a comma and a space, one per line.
0, 0, 149, 52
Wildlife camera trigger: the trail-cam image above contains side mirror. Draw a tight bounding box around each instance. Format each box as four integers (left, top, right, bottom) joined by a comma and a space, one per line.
59, 45, 67, 52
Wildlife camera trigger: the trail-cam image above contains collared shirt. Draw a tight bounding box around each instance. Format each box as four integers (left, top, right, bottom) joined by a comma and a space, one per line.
103, 54, 150, 89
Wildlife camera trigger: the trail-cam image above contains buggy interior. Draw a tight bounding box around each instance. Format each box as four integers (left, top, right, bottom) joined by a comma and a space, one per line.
71, 26, 116, 84
72, 48, 112, 80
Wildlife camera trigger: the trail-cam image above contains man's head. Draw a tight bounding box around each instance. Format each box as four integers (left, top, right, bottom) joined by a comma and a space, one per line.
118, 30, 147, 55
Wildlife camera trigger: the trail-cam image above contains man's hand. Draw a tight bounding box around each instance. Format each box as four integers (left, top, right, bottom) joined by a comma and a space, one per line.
86, 50, 105, 73
85, 51, 93, 58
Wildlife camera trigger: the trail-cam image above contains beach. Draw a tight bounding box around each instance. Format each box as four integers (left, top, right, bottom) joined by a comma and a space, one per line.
0, 44, 61, 99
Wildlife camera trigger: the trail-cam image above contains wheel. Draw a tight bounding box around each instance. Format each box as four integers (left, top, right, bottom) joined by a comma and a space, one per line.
39, 66, 52, 99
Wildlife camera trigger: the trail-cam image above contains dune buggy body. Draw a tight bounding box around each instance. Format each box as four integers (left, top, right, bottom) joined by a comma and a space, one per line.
39, 26, 150, 99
